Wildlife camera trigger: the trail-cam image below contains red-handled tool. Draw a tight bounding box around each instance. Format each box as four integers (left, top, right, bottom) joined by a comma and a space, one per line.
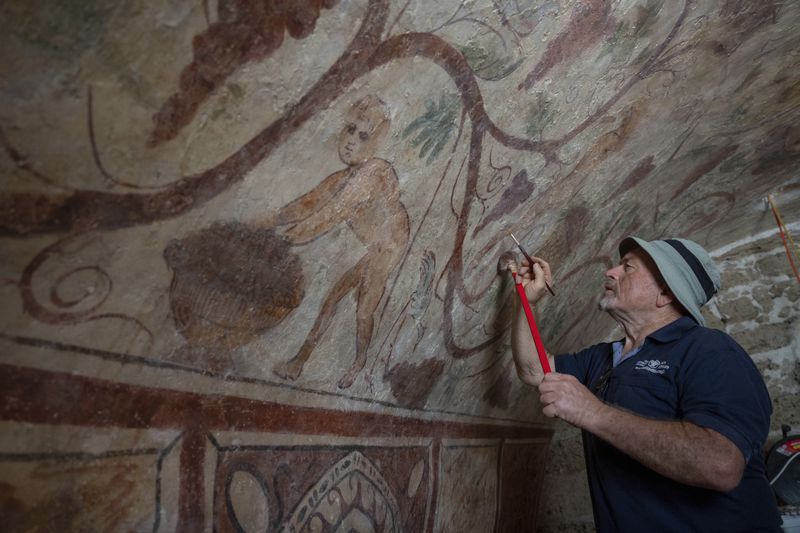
512, 271, 552, 374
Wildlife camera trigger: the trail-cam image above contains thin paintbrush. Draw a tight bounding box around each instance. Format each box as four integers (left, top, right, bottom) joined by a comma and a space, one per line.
510, 232, 555, 296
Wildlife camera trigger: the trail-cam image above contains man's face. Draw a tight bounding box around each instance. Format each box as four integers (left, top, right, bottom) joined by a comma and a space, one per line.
599, 248, 664, 315
338, 108, 387, 165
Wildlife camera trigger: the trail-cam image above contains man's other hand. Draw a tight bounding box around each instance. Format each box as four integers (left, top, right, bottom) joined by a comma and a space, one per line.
538, 372, 606, 430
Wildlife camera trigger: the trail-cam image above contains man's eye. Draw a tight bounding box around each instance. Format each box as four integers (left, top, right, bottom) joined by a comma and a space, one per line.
359, 131, 369, 141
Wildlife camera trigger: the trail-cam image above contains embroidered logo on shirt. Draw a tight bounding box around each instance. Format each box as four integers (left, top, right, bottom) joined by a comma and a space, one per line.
634, 359, 670, 374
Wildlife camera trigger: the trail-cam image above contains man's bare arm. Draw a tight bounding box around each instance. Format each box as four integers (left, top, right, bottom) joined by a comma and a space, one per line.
539, 373, 745, 491
591, 405, 745, 491
509, 258, 555, 387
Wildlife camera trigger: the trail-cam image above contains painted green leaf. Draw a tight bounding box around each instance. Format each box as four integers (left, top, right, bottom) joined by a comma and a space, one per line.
403, 94, 460, 164
457, 39, 523, 81
598, 1, 663, 62
526, 92, 556, 138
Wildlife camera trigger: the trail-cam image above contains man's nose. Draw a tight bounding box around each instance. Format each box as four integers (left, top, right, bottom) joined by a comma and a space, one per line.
605, 265, 621, 279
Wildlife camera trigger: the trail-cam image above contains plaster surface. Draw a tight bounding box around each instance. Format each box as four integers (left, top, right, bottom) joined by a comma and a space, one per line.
1, 0, 799, 530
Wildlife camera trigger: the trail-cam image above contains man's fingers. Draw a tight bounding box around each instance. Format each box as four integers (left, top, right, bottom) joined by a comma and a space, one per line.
530, 256, 553, 284
514, 255, 554, 303
541, 372, 571, 383
542, 405, 558, 418
519, 256, 553, 281
538, 388, 555, 400
523, 255, 551, 278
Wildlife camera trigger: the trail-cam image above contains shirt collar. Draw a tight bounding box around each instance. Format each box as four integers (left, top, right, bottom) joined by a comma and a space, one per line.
610, 316, 698, 354
647, 316, 698, 344
611, 340, 642, 367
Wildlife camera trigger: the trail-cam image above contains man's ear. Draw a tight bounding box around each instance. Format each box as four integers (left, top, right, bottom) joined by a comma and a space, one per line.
655, 286, 675, 308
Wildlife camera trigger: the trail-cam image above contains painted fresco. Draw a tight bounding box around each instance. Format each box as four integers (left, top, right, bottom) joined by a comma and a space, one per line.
1, 0, 799, 530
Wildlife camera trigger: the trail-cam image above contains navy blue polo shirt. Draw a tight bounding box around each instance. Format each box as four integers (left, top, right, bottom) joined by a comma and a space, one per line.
555, 316, 782, 532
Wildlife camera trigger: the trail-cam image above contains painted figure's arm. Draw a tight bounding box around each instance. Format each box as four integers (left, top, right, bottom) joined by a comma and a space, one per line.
265, 169, 355, 243
538, 374, 745, 491
285, 160, 398, 243
510, 258, 555, 387
271, 169, 349, 227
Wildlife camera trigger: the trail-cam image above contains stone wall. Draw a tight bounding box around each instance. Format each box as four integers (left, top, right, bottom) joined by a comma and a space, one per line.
709, 229, 800, 447
537, 225, 800, 532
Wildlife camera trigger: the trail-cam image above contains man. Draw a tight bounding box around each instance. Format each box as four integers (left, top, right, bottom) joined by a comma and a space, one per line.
511, 236, 782, 532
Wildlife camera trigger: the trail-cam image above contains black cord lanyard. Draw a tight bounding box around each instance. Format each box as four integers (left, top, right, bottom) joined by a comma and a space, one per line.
593, 357, 614, 398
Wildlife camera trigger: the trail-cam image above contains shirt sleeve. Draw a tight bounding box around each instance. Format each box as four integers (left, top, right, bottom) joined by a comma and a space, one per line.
555, 352, 586, 381
678, 341, 772, 463
555, 343, 608, 386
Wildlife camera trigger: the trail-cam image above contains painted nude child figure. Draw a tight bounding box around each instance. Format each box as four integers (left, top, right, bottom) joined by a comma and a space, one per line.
270, 95, 410, 389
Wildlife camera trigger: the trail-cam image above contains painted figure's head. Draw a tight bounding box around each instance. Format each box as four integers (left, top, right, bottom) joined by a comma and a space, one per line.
338, 95, 391, 165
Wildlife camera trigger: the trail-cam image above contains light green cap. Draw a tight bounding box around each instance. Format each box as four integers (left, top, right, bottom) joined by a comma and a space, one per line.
619, 236, 721, 326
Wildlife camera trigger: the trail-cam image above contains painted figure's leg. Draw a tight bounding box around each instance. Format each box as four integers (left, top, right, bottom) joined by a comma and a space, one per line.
337, 250, 395, 389
274, 257, 367, 381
